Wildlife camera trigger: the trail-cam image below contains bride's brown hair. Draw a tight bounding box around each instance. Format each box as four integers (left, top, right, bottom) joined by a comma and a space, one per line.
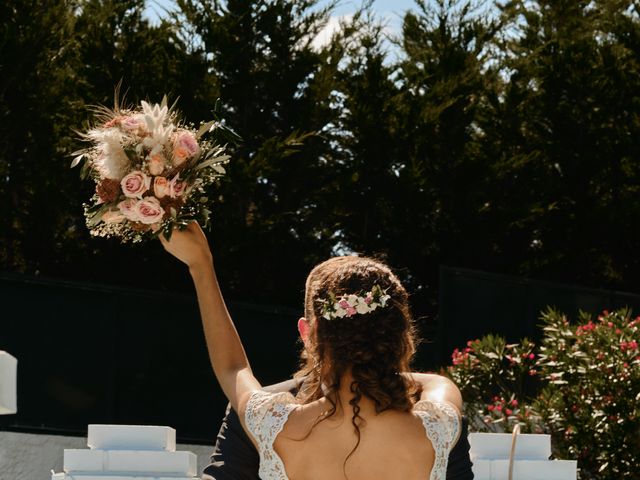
294, 255, 421, 468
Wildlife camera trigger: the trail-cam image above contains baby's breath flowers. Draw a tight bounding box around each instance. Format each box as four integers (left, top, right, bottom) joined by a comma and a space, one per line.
73, 97, 234, 242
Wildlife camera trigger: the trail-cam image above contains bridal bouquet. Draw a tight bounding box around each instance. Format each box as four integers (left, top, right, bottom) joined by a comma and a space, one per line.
72, 98, 232, 242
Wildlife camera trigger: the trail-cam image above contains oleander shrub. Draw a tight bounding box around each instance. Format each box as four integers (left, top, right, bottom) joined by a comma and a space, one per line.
445, 308, 640, 480
447, 334, 543, 433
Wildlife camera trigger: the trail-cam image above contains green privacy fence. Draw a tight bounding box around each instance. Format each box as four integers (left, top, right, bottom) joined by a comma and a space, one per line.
0, 272, 300, 443
437, 266, 640, 365
2, 268, 638, 443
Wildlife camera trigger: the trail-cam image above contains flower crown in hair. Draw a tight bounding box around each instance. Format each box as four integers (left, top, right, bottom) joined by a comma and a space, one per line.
319, 284, 391, 320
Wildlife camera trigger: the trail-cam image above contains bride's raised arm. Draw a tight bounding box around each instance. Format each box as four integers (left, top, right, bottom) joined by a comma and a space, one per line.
159, 222, 261, 414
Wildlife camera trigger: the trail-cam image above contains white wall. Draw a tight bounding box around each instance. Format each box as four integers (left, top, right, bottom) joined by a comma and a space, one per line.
0, 431, 214, 480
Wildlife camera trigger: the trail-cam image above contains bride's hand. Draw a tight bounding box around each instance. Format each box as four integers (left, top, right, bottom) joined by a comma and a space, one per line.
158, 222, 213, 269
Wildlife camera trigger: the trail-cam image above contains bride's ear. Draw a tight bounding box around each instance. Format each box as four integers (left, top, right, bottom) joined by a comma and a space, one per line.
298, 317, 311, 346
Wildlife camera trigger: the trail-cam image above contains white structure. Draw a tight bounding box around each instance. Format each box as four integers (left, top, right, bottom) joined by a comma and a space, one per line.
0, 351, 17, 414
469, 432, 577, 480
51, 425, 199, 480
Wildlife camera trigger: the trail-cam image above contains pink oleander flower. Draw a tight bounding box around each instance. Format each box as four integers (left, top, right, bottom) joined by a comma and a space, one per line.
121, 171, 150, 198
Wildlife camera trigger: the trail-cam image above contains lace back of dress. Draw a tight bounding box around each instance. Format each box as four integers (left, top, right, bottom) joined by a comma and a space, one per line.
413, 399, 461, 480
245, 390, 297, 480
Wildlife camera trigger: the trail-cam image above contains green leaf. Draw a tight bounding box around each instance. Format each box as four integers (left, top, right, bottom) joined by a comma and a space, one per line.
195, 155, 230, 171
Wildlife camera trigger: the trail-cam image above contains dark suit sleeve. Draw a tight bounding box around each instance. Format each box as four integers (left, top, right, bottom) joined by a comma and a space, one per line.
446, 416, 474, 480
202, 403, 260, 480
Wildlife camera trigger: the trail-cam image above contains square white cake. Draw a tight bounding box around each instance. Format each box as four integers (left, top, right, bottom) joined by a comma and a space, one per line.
469, 432, 551, 460
471, 459, 577, 480
0, 351, 17, 414
53, 474, 197, 480
64, 449, 196, 476
87, 424, 176, 451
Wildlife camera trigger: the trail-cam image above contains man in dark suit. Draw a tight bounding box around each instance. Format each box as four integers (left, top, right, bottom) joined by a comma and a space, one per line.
202, 378, 474, 480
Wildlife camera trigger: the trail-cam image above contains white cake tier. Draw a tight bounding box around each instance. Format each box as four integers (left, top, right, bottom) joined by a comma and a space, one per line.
0, 351, 17, 414
88, 425, 176, 451
472, 459, 577, 480
53, 475, 196, 480
64, 450, 197, 477
469, 432, 552, 460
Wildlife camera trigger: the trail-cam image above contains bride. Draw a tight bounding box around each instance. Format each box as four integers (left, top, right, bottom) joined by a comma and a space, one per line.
161, 223, 462, 480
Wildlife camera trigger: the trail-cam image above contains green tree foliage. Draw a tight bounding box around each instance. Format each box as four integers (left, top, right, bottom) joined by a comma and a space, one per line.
73, 0, 214, 118
1, 0, 640, 313
391, 0, 500, 302
324, 10, 402, 257
175, 0, 347, 303
483, 0, 640, 287
0, 1, 80, 273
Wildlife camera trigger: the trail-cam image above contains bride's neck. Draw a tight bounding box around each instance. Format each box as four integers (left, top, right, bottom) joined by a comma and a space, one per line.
328, 370, 377, 415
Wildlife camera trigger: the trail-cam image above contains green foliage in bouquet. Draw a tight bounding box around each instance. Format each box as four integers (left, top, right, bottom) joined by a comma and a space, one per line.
446, 308, 640, 479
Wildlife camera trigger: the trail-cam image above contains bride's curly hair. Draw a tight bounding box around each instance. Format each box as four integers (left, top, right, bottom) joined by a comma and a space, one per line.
293, 255, 421, 466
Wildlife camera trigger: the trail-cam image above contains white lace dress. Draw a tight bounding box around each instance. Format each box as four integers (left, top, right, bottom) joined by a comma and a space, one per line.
244, 390, 461, 480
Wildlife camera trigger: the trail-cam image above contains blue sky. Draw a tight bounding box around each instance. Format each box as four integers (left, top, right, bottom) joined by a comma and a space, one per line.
145, 0, 421, 31
144, 0, 426, 54
330, 0, 418, 17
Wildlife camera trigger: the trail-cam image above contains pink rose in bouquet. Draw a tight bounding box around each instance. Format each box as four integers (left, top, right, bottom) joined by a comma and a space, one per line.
121, 171, 150, 198
102, 210, 126, 223
118, 199, 140, 222
135, 197, 165, 225
147, 153, 166, 176
172, 131, 199, 166
153, 176, 169, 198
72, 96, 232, 242
169, 177, 186, 198
121, 115, 146, 133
